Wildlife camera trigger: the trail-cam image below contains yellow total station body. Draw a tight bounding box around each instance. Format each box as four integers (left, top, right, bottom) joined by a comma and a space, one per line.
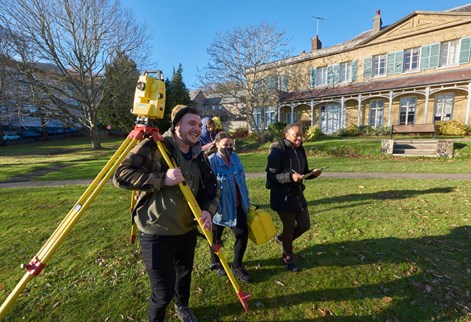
132, 71, 166, 120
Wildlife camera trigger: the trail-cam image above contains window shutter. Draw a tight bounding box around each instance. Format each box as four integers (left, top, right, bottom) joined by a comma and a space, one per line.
387, 52, 395, 75
280, 75, 288, 91
310, 68, 317, 87
269, 76, 277, 90
459, 37, 471, 65
420, 45, 431, 70
363, 57, 372, 80
352, 60, 358, 81
327, 65, 334, 84
254, 79, 261, 91
387, 51, 403, 75
429, 43, 440, 68
394, 51, 404, 74
332, 64, 340, 84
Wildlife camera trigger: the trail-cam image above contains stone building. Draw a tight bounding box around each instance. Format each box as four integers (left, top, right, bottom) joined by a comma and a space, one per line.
190, 89, 248, 132
250, 4, 471, 134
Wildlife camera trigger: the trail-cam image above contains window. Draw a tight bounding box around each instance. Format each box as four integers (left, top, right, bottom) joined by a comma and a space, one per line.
316, 66, 328, 86
277, 75, 288, 91
403, 47, 420, 72
265, 110, 276, 129
339, 61, 352, 83
434, 94, 454, 121
372, 54, 387, 77
369, 100, 384, 128
253, 109, 261, 130
285, 111, 297, 123
399, 97, 416, 125
439, 39, 459, 67
254, 75, 287, 92
319, 104, 341, 134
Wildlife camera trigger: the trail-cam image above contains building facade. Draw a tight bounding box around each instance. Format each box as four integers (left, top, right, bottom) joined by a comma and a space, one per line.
255, 4, 471, 135
190, 89, 248, 132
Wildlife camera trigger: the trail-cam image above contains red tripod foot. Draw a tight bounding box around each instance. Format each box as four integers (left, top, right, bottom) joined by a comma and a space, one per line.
237, 290, 251, 313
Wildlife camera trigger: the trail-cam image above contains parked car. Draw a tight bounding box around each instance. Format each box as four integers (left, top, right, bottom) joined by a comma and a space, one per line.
21, 131, 41, 139
3, 133, 22, 141
47, 128, 65, 135
65, 127, 78, 136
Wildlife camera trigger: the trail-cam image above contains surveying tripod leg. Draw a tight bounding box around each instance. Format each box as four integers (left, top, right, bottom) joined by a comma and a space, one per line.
155, 141, 250, 313
0, 137, 139, 320
129, 191, 138, 244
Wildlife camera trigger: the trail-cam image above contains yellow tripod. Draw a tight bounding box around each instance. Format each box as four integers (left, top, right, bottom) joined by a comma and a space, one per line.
0, 72, 250, 320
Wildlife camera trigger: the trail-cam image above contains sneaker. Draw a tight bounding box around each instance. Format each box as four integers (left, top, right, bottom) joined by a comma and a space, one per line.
209, 262, 226, 276
231, 265, 251, 283
175, 304, 198, 322
283, 254, 300, 272
287, 262, 300, 272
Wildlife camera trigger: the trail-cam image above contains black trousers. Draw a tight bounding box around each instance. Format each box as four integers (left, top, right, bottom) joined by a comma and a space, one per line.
211, 205, 248, 268
277, 207, 310, 258
140, 229, 197, 322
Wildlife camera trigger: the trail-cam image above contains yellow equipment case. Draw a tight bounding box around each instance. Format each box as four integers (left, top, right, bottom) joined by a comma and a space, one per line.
247, 206, 276, 245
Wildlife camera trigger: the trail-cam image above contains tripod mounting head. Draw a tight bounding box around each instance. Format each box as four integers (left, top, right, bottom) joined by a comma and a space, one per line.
131, 70, 166, 124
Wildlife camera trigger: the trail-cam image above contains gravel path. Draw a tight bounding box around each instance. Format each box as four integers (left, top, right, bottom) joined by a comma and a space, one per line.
1, 172, 470, 189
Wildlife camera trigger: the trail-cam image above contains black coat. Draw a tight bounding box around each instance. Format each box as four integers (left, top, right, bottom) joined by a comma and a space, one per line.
265, 139, 314, 212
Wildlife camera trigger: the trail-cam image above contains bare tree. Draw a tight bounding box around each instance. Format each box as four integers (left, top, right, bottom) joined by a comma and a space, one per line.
0, 26, 24, 144
0, 0, 151, 149
197, 23, 293, 134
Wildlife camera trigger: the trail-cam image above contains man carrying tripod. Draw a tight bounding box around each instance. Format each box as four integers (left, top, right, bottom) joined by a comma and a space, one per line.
114, 105, 219, 322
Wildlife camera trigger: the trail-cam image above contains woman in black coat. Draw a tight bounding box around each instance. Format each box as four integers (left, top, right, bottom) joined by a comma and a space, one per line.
266, 123, 322, 272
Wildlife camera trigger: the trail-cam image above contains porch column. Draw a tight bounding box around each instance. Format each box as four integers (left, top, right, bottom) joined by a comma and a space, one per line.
290, 102, 294, 123
388, 91, 393, 126
423, 86, 430, 124
357, 94, 362, 126
466, 83, 471, 126
277, 105, 281, 122
310, 100, 314, 126
341, 96, 345, 128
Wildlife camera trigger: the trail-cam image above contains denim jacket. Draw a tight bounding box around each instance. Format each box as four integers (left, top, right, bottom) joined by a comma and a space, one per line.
208, 151, 250, 227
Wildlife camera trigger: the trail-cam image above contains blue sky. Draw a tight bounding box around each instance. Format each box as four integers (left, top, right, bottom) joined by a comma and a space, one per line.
120, 0, 470, 89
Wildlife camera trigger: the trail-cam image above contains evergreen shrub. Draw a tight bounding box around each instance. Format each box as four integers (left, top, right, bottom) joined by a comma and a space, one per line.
436, 120, 467, 135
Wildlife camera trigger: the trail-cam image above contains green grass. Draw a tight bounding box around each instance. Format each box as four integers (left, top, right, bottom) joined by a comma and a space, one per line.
1, 135, 471, 320
0, 137, 124, 181
1, 179, 470, 321
2, 136, 471, 181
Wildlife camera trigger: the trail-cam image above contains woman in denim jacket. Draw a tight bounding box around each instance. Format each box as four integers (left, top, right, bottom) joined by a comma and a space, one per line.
208, 132, 251, 283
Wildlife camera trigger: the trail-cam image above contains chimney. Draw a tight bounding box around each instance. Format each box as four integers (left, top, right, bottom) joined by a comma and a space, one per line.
373, 10, 382, 34
311, 35, 322, 51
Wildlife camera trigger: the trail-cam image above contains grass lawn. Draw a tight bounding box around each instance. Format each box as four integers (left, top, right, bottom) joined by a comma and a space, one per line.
1, 135, 470, 320
1, 178, 470, 321
0, 136, 125, 181
2, 136, 471, 182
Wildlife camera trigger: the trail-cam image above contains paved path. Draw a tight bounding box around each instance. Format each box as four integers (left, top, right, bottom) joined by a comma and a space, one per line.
1, 172, 471, 189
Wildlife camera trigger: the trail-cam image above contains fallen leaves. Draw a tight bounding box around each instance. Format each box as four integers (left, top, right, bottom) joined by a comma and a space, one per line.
383, 296, 393, 303
316, 306, 335, 317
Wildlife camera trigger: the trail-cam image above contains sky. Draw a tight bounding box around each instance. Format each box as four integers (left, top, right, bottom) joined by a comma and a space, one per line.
120, 0, 471, 90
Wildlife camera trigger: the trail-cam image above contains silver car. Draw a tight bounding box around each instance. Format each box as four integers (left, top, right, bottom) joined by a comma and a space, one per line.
3, 133, 22, 141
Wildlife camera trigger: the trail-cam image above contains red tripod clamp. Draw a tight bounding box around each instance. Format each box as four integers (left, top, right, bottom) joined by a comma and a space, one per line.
128, 125, 163, 142
24, 256, 46, 276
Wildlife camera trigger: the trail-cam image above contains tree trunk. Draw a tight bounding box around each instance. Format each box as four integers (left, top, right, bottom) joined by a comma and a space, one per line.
90, 125, 102, 149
